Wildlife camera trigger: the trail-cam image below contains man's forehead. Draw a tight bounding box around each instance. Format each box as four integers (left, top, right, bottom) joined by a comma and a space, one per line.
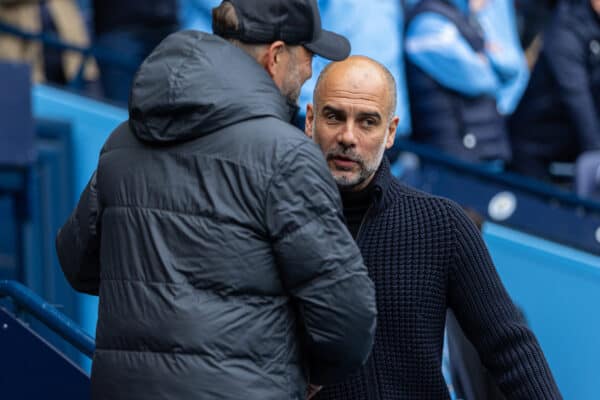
317, 62, 389, 109
318, 83, 388, 115
323, 66, 385, 91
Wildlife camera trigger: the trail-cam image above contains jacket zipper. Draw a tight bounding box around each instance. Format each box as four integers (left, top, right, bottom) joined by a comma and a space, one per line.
355, 203, 374, 247
355, 203, 380, 400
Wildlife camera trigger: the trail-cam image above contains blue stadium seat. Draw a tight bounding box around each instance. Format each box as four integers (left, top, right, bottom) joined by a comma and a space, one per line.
0, 62, 35, 166
575, 151, 600, 201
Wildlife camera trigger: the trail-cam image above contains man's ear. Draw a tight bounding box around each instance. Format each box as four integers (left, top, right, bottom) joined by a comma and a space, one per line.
305, 103, 314, 138
386, 116, 400, 149
264, 41, 287, 87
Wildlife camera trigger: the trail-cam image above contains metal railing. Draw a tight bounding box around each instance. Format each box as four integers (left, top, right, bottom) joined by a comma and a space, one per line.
0, 20, 139, 89
394, 138, 600, 213
0, 280, 94, 358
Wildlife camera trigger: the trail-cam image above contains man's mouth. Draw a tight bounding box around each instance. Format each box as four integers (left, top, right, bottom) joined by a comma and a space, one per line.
331, 155, 358, 169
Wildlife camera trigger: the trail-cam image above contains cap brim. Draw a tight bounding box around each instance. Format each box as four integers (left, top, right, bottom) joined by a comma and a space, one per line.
304, 30, 350, 61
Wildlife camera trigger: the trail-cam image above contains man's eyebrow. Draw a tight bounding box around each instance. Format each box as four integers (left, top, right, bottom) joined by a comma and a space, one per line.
321, 105, 346, 116
358, 111, 382, 121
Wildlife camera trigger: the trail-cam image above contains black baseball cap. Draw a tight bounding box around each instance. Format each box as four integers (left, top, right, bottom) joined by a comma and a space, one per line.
213, 0, 351, 61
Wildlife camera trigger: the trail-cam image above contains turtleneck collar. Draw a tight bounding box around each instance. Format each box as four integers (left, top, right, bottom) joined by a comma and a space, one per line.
340, 156, 394, 214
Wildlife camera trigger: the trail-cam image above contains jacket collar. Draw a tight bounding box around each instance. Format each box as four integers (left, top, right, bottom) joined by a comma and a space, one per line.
362, 156, 394, 214
286, 100, 301, 124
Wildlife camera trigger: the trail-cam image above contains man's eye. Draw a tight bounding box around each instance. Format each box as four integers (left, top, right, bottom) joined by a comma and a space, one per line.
363, 119, 376, 127
326, 114, 338, 121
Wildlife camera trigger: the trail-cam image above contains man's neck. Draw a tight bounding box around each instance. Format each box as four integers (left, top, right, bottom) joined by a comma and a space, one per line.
340, 181, 376, 239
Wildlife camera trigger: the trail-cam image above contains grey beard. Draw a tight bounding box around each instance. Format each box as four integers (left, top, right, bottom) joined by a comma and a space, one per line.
334, 168, 374, 190
328, 151, 378, 190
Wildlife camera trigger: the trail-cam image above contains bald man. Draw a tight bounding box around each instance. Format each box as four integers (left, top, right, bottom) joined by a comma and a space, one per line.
305, 56, 562, 400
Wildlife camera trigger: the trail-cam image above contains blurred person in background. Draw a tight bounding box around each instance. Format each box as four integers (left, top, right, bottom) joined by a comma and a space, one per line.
0, 0, 97, 84
514, 0, 558, 68
91, 0, 177, 104
509, 0, 600, 183
55, 1, 377, 399
475, 0, 529, 115
404, 0, 527, 167
305, 55, 561, 400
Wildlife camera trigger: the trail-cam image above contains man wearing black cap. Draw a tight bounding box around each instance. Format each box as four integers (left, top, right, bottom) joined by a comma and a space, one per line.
212, 0, 350, 108
55, 1, 377, 399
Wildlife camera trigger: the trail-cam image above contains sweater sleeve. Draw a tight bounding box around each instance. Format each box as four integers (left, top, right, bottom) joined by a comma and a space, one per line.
446, 202, 562, 399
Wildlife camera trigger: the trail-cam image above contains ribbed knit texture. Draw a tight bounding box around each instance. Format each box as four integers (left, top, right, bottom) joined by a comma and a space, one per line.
315, 159, 562, 400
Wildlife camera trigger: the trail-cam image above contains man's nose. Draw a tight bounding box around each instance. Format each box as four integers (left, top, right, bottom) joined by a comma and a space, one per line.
338, 122, 357, 146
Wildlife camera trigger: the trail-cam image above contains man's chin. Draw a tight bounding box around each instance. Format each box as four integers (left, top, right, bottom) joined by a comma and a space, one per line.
333, 174, 363, 190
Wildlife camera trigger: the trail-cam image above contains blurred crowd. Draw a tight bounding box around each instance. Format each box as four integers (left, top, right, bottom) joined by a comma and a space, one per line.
0, 0, 598, 195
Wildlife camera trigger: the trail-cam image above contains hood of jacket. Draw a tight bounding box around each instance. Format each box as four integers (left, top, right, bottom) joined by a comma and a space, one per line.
128, 30, 296, 143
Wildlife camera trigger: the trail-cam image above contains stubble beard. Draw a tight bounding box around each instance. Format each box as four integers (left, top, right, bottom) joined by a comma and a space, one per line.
281, 58, 304, 105
326, 138, 388, 191
282, 84, 302, 106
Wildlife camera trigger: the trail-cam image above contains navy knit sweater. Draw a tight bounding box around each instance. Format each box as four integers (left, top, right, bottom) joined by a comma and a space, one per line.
315, 159, 562, 400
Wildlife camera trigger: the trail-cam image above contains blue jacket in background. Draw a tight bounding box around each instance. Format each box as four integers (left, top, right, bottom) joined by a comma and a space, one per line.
509, 0, 600, 180
477, 0, 529, 115
179, 0, 219, 33
405, 0, 528, 114
404, 0, 511, 163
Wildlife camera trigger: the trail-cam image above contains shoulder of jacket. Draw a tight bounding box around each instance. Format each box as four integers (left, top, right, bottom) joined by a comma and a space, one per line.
250, 118, 314, 154
238, 116, 305, 142
100, 121, 134, 155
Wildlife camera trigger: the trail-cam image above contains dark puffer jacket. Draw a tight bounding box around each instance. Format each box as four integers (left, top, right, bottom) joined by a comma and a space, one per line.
56, 31, 376, 400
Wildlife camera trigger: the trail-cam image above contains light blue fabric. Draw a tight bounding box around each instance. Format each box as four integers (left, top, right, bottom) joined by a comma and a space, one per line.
443, 332, 458, 400
405, 12, 500, 97
475, 0, 529, 114
179, 0, 219, 32
298, 0, 411, 136
405, 0, 528, 114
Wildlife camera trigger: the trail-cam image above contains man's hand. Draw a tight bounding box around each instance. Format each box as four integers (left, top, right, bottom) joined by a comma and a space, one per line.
307, 384, 323, 399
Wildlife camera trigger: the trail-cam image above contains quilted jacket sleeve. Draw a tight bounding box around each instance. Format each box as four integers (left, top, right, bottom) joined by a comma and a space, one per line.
55, 171, 103, 296
265, 141, 377, 385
